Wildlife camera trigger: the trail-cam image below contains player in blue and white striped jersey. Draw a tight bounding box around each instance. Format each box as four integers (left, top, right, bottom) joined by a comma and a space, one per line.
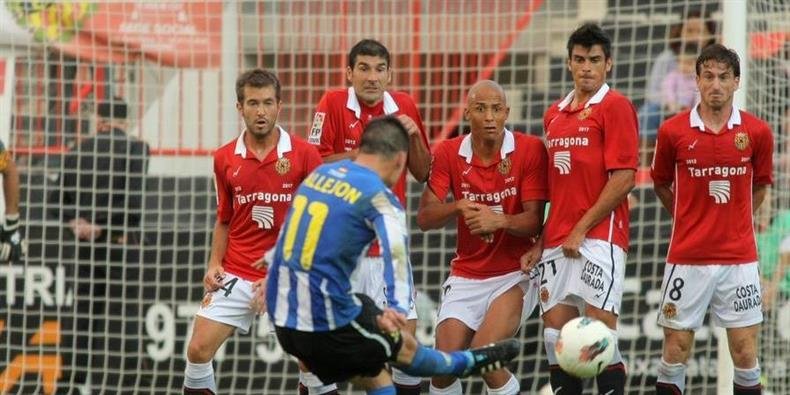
265, 116, 520, 395
267, 149, 412, 330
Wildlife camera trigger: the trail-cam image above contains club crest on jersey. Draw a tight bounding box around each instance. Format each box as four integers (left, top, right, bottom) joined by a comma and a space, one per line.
577, 107, 592, 120
662, 302, 677, 320
734, 132, 749, 151
540, 287, 549, 303
275, 157, 291, 175
498, 157, 512, 175
201, 292, 213, 308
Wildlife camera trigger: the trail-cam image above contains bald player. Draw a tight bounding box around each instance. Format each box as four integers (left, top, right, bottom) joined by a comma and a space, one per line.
417, 80, 549, 395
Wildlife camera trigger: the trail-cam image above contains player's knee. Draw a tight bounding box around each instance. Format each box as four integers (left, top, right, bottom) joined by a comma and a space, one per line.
663, 334, 692, 363
729, 342, 758, 369
186, 338, 216, 363
430, 375, 457, 390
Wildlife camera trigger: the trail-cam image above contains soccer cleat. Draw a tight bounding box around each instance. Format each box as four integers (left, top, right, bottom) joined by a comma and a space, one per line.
462, 338, 521, 377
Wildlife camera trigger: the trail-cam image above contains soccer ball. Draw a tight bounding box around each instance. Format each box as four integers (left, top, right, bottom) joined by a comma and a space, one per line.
554, 317, 615, 378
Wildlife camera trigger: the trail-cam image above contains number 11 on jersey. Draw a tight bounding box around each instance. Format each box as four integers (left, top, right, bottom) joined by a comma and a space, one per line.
282, 195, 329, 270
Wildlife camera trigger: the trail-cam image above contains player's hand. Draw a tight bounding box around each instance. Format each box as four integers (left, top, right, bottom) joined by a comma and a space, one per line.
250, 278, 267, 315
252, 249, 274, 270
521, 243, 543, 273
376, 308, 408, 332
203, 264, 225, 292
561, 228, 585, 259
396, 114, 420, 137
464, 204, 504, 235
0, 215, 26, 262
252, 256, 268, 270
761, 280, 777, 310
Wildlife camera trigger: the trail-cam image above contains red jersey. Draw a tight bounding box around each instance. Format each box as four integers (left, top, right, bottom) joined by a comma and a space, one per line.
214, 127, 322, 281
542, 84, 638, 251
651, 106, 773, 265
427, 130, 549, 279
308, 87, 429, 205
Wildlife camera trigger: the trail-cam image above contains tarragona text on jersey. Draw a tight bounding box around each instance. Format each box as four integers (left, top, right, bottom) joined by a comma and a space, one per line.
267, 160, 414, 331
213, 127, 322, 281
427, 129, 549, 279
651, 106, 773, 265
541, 83, 639, 252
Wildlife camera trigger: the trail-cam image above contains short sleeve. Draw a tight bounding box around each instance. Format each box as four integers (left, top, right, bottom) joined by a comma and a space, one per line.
426, 142, 452, 200
308, 93, 338, 157
213, 154, 233, 223
519, 137, 549, 202
602, 96, 639, 171
650, 123, 676, 186
752, 121, 774, 186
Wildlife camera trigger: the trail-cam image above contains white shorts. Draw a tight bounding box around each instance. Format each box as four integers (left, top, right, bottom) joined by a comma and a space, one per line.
536, 238, 626, 315
436, 270, 538, 331
350, 256, 418, 320
196, 272, 262, 334
657, 262, 763, 330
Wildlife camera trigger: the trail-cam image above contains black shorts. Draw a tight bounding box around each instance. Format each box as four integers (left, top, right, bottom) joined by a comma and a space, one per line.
274, 293, 403, 384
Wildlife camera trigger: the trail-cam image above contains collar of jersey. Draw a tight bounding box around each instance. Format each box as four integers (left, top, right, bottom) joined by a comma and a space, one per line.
557, 83, 610, 111
234, 125, 292, 159
346, 87, 399, 119
457, 128, 514, 164
689, 103, 742, 132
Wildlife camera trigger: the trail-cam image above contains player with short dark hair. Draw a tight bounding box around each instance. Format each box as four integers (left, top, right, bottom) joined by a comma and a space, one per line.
652, 44, 773, 395
182, 69, 322, 394
267, 116, 520, 395
521, 23, 638, 394
417, 80, 548, 395
308, 38, 431, 394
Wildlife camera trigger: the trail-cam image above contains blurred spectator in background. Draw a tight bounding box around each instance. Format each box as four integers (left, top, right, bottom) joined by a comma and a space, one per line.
758, 209, 790, 308
639, 10, 717, 140
48, 96, 151, 391
660, 43, 700, 116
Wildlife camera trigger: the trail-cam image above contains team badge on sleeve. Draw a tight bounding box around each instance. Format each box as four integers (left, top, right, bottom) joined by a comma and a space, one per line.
734, 132, 749, 151
275, 157, 291, 175
308, 112, 325, 145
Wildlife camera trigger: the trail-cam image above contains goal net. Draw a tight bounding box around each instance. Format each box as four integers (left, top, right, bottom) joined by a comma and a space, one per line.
1, 1, 787, 394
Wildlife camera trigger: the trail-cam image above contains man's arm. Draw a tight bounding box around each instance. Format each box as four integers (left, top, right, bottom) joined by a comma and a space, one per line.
464, 200, 545, 238
654, 183, 674, 215
204, 220, 229, 291
753, 184, 769, 213
397, 114, 430, 182
1, 156, 20, 217
416, 187, 472, 231
563, 169, 635, 256
372, 194, 412, 315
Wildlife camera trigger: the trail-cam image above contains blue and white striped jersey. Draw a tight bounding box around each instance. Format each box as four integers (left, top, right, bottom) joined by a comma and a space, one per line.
266, 160, 413, 332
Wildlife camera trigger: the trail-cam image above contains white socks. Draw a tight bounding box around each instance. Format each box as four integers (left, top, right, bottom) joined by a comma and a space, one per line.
733, 363, 761, 388
184, 360, 216, 394
486, 373, 519, 395
429, 379, 462, 394
657, 358, 686, 394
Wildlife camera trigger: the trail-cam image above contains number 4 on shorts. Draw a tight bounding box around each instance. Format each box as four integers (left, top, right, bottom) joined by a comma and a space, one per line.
220, 277, 238, 297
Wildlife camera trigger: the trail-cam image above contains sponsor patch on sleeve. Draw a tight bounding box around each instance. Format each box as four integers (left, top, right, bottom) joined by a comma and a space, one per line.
308, 112, 325, 145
